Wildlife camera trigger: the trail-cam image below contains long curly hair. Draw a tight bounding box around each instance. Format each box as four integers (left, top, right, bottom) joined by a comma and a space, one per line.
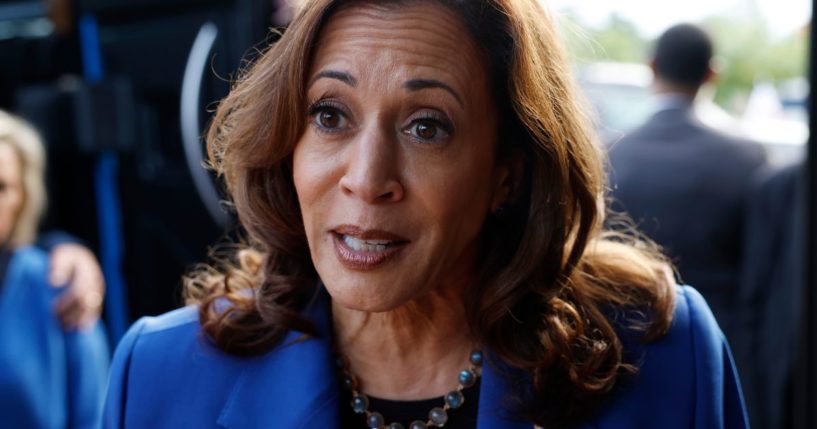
186, 0, 675, 426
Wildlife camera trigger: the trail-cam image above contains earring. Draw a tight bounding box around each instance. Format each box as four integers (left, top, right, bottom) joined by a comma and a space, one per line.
493, 203, 510, 218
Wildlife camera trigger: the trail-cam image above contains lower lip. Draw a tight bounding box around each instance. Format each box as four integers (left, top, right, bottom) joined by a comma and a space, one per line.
331, 233, 408, 270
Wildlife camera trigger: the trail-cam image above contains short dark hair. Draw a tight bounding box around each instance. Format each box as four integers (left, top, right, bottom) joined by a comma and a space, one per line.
653, 23, 713, 88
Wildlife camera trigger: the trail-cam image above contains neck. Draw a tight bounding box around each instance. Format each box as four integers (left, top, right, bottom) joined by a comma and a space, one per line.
652, 79, 699, 100
332, 285, 475, 400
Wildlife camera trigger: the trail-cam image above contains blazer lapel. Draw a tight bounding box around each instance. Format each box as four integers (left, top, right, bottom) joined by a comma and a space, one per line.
477, 354, 533, 429
215, 290, 592, 429
477, 355, 602, 429
217, 290, 340, 429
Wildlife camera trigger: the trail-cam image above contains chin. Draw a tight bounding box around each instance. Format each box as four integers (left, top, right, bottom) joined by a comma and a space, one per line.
322, 274, 419, 313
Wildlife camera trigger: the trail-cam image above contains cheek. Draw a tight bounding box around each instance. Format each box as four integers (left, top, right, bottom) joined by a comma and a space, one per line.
12, 188, 23, 214
0, 187, 23, 238
0, 188, 23, 214
292, 139, 337, 232
416, 154, 496, 237
292, 145, 316, 226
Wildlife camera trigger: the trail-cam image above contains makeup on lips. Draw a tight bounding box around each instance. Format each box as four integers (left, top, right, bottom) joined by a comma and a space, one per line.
331, 225, 410, 270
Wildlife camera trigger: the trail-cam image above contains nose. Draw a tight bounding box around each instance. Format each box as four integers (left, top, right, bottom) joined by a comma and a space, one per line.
339, 124, 404, 203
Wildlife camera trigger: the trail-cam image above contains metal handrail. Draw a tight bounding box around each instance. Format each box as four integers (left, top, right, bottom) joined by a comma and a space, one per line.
180, 21, 229, 228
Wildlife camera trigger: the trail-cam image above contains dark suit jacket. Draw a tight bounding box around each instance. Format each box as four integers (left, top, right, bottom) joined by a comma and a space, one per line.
736, 163, 804, 429
607, 104, 766, 342
103, 285, 747, 428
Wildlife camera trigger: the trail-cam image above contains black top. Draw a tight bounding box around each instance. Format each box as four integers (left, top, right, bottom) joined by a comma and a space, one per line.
339, 381, 480, 429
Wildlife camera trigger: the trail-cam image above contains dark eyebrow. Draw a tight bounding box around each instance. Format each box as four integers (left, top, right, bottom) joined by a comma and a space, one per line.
402, 79, 464, 108
307, 70, 357, 89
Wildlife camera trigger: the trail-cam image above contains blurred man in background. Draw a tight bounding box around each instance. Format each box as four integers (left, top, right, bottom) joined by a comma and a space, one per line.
607, 23, 765, 370
738, 162, 805, 429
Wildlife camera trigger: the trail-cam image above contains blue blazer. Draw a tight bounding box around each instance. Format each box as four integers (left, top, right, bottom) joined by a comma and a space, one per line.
0, 247, 109, 429
104, 285, 747, 428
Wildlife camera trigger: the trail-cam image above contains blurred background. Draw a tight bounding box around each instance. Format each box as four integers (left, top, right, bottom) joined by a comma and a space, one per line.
551, 3, 814, 428
0, 0, 287, 326
0, 0, 815, 428
554, 0, 810, 165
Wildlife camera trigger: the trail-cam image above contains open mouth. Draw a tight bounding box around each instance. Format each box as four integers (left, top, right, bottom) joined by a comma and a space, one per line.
330, 226, 410, 270
340, 235, 401, 252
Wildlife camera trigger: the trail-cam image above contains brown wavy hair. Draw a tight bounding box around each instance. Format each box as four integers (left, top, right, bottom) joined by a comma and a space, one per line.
186, 0, 676, 426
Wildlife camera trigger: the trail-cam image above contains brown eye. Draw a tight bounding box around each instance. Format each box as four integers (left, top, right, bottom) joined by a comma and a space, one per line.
318, 109, 341, 128
413, 121, 437, 140
310, 103, 349, 132
405, 116, 451, 143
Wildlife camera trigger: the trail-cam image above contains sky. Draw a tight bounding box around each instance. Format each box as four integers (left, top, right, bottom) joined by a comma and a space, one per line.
549, 0, 811, 38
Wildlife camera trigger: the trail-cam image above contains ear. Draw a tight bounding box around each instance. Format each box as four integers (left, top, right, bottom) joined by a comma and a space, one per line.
490, 150, 524, 212
703, 65, 717, 84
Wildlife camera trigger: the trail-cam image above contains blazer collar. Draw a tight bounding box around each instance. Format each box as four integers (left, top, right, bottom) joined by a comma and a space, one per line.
478, 357, 536, 429
217, 288, 534, 429
217, 289, 340, 429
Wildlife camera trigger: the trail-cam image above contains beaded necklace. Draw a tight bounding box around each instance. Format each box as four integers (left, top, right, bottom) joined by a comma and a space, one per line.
335, 350, 484, 429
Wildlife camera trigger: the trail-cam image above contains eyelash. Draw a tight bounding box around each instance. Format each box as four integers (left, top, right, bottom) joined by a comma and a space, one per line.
306, 99, 455, 143
410, 113, 454, 133
307, 99, 349, 135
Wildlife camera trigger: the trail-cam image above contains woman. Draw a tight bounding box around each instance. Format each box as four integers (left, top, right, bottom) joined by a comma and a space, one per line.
0, 110, 109, 428
104, 1, 747, 428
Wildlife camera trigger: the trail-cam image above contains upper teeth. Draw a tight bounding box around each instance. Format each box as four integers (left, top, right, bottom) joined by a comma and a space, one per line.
343, 235, 392, 252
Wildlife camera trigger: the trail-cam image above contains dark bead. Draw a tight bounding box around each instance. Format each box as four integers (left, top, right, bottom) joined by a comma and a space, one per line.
459, 369, 476, 387
469, 350, 484, 366
341, 373, 357, 391
387, 424, 405, 429
409, 421, 427, 429
445, 390, 465, 409
351, 394, 369, 413
429, 407, 448, 426
367, 411, 385, 428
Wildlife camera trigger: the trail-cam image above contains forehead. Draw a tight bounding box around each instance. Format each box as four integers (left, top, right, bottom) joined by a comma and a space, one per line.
309, 2, 489, 100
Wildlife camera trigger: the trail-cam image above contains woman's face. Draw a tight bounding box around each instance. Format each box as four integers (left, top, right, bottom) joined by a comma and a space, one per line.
293, 2, 510, 312
0, 143, 23, 244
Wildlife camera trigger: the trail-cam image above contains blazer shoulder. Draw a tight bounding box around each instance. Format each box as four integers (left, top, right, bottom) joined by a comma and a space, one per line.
9, 246, 48, 283
110, 306, 203, 364
672, 284, 722, 342
591, 285, 748, 428
135, 305, 200, 336
104, 305, 248, 427
610, 285, 748, 428
619, 284, 722, 350
677, 285, 749, 427
110, 305, 225, 374
658, 284, 730, 374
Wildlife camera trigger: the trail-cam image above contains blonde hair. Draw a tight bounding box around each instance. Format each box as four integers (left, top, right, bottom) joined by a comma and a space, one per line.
0, 111, 47, 246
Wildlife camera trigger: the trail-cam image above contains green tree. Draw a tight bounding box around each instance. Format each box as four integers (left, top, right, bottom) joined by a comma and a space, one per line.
557, 11, 808, 113
561, 13, 648, 64
703, 15, 807, 109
